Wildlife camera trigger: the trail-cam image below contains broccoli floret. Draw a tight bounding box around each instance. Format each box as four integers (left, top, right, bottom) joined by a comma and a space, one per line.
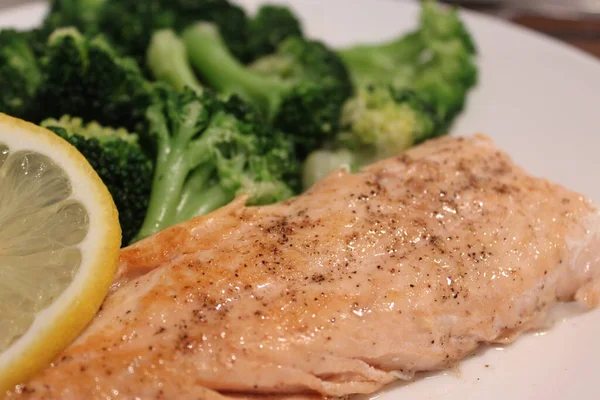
134, 88, 298, 241
0, 29, 43, 119
247, 4, 304, 60
147, 29, 203, 93
420, 0, 476, 54
96, 0, 250, 67
42, 116, 152, 245
301, 86, 440, 190
42, 0, 106, 35
183, 23, 353, 155
337, 1, 477, 131
412, 2, 477, 131
339, 85, 440, 158
33, 28, 154, 133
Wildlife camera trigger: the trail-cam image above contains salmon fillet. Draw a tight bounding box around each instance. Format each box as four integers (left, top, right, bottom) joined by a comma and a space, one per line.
6, 134, 600, 399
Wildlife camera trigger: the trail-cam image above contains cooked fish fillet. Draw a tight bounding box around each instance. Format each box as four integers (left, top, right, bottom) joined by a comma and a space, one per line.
6, 135, 600, 400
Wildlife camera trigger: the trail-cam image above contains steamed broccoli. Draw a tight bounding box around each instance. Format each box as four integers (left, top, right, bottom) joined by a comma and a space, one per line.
0, 29, 43, 119
337, 31, 423, 88
301, 1, 478, 190
301, 85, 440, 189
337, 1, 477, 131
134, 88, 298, 241
147, 29, 204, 93
302, 148, 356, 190
96, 0, 250, 66
33, 28, 154, 133
183, 22, 353, 155
248, 4, 304, 60
339, 85, 440, 158
42, 116, 152, 244
42, 0, 106, 35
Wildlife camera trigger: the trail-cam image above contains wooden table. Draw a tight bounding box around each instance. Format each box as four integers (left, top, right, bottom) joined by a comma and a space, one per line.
447, 2, 600, 59
512, 15, 600, 58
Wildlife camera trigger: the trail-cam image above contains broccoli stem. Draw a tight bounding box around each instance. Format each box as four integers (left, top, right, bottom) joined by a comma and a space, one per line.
177, 182, 234, 223
302, 148, 357, 190
174, 166, 213, 222
147, 29, 204, 93
182, 23, 284, 119
134, 107, 245, 241
135, 147, 191, 240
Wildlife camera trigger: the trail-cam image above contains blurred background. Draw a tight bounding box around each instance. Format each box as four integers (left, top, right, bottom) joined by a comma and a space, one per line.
443, 0, 600, 58
1, 0, 599, 58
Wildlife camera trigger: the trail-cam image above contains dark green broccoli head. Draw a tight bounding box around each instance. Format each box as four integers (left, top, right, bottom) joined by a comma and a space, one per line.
183, 24, 353, 157
98, 0, 250, 66
42, 0, 106, 36
42, 116, 152, 245
34, 28, 154, 133
251, 37, 356, 154
248, 4, 304, 60
250, 37, 353, 100
0, 29, 43, 119
272, 82, 349, 156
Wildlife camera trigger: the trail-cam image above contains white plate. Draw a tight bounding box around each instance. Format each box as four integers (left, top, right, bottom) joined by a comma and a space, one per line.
1, 1, 599, 399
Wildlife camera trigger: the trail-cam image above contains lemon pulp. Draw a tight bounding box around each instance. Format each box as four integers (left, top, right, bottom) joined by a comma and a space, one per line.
0, 145, 90, 352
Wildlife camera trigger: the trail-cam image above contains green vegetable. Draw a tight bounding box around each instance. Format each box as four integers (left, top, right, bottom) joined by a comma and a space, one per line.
301, 86, 439, 190
302, 148, 356, 190
339, 85, 440, 159
42, 0, 106, 35
0, 0, 481, 242
337, 1, 477, 131
33, 28, 154, 133
42, 116, 152, 245
0, 29, 43, 119
302, 1, 478, 189
41, 0, 251, 67
337, 31, 423, 88
134, 88, 298, 241
183, 22, 353, 156
248, 4, 304, 60
146, 29, 203, 93
0, 26, 299, 242
98, 0, 250, 66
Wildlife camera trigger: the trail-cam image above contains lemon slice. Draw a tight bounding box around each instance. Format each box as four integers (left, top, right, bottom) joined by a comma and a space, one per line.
0, 114, 121, 392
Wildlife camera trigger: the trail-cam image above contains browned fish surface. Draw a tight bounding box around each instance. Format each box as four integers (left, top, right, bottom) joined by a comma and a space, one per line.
7, 135, 600, 399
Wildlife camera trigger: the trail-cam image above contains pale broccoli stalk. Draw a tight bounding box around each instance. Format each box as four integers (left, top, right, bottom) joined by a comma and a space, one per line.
146, 29, 204, 93
302, 148, 357, 190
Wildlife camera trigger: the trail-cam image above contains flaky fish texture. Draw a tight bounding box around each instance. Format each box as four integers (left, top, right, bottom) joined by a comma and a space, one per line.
7, 135, 600, 400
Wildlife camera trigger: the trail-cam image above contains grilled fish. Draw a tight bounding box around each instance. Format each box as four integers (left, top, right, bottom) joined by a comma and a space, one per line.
7, 135, 600, 399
